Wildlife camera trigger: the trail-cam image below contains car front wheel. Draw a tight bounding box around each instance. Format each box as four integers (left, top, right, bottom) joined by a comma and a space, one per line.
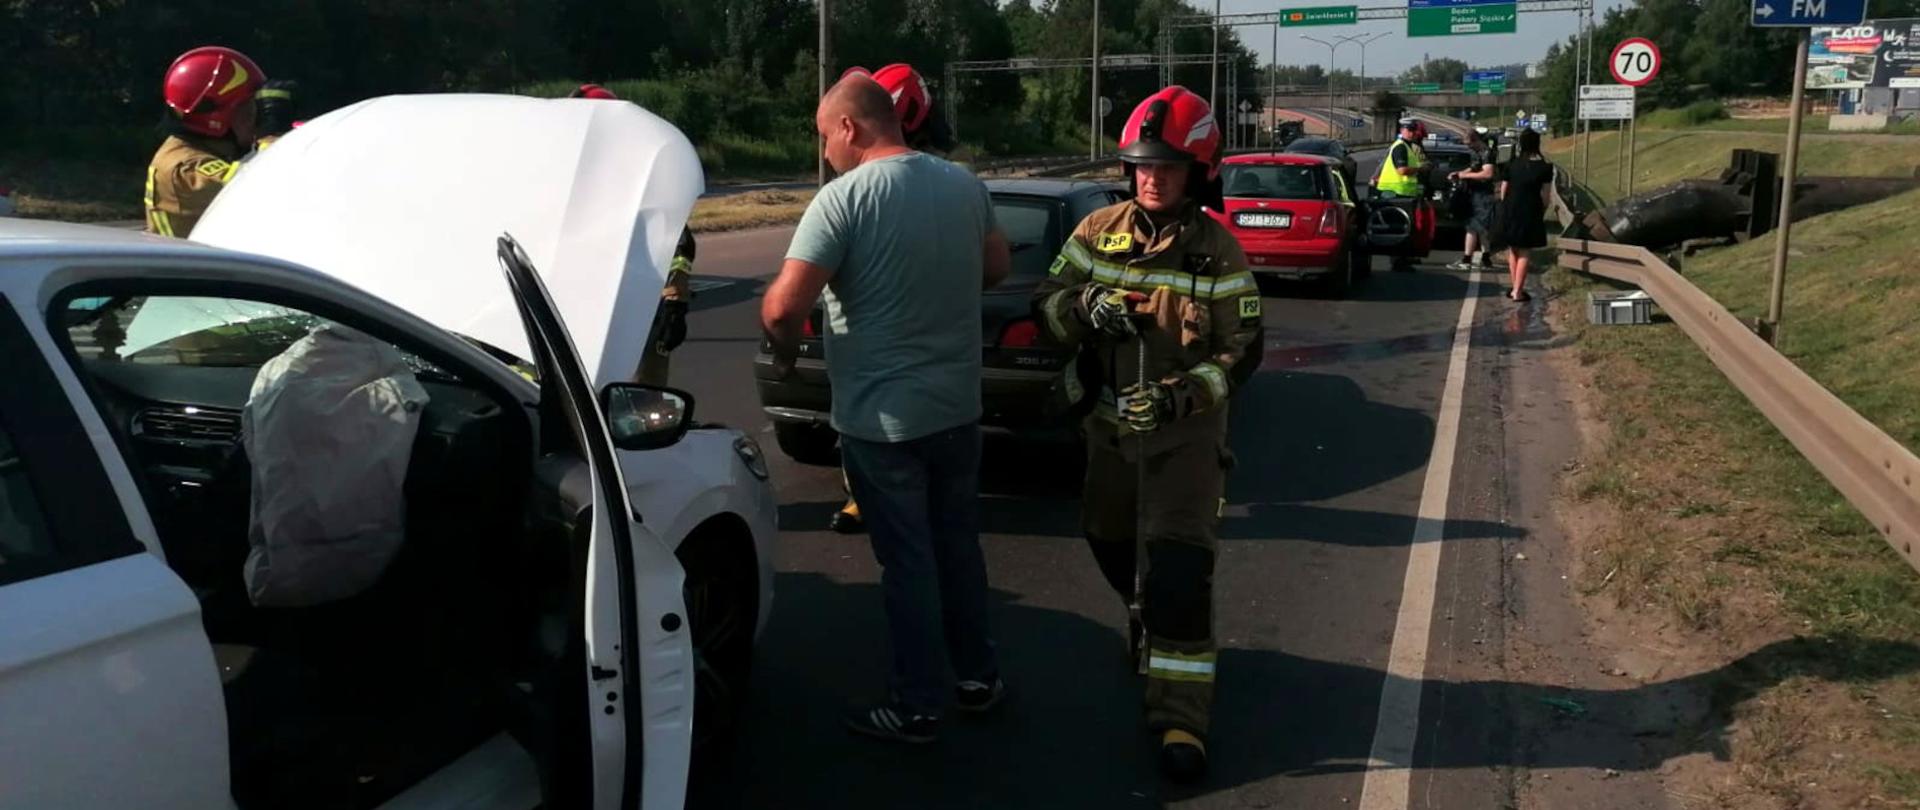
679, 526, 758, 780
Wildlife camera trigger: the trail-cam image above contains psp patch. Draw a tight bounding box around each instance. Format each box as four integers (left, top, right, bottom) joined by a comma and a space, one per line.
195, 160, 237, 182
1237, 295, 1261, 324
1094, 232, 1134, 254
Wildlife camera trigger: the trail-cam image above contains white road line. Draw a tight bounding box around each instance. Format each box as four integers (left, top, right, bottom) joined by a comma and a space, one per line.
1357, 272, 1483, 810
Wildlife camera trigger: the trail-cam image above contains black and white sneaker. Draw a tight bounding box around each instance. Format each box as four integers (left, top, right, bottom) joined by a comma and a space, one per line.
844, 703, 939, 744
954, 678, 1006, 714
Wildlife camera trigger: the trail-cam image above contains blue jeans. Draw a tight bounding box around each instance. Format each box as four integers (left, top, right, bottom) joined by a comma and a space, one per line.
839, 422, 998, 716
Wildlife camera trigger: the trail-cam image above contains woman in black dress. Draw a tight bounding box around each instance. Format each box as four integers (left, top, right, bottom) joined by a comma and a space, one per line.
1495, 128, 1554, 302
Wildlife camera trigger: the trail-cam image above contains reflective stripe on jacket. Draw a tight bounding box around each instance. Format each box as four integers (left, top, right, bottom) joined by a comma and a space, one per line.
1375, 138, 1425, 197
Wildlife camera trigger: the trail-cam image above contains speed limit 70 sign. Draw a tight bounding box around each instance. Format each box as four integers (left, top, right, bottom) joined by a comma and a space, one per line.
1610, 38, 1661, 86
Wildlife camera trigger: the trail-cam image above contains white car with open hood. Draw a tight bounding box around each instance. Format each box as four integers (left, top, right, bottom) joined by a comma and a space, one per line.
0, 94, 775, 810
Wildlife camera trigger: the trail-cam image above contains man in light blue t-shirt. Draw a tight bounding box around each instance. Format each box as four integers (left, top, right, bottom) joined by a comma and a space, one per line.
762, 75, 1011, 744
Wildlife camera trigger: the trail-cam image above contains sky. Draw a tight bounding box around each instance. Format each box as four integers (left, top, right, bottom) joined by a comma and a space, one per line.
1212, 0, 1633, 78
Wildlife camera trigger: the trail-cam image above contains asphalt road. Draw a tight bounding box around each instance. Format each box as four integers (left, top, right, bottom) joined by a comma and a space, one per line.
661, 203, 1686, 809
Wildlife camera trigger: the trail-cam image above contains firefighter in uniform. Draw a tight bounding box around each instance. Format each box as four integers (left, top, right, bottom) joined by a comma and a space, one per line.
825, 63, 953, 535
1032, 86, 1259, 784
636, 226, 695, 386
1373, 117, 1436, 272
561, 84, 696, 386
145, 46, 266, 239
242, 79, 299, 160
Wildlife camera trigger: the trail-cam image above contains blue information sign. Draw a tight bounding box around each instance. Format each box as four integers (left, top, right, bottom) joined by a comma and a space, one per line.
1465, 70, 1507, 82
1750, 0, 1865, 27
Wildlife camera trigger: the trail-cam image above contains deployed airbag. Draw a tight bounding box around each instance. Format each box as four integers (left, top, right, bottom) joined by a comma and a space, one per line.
243, 324, 430, 607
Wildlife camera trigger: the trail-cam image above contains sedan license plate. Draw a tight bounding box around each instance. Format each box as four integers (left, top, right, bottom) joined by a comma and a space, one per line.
1234, 211, 1292, 229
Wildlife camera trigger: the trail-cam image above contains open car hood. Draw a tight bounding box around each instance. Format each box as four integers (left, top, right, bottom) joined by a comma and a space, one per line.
193, 93, 703, 385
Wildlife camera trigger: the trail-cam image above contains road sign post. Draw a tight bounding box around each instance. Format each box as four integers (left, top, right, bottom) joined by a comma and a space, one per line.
1609, 38, 1661, 196
1746, 0, 1849, 343
1764, 30, 1813, 343
1408, 0, 1517, 37
1579, 85, 1634, 186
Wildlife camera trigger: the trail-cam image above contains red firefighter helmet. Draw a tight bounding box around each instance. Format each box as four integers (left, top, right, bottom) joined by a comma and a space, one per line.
1118, 86, 1221, 182
163, 46, 266, 138
571, 83, 618, 100
842, 63, 933, 134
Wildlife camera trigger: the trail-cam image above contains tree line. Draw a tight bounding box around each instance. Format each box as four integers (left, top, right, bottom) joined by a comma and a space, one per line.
2, 0, 1274, 164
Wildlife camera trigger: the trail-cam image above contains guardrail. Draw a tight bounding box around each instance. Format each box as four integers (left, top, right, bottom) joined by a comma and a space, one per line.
1553, 235, 1920, 576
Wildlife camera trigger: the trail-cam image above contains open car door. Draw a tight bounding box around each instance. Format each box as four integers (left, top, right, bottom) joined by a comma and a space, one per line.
497, 236, 695, 809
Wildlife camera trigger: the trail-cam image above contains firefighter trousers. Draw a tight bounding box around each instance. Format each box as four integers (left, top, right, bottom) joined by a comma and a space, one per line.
1081, 417, 1228, 738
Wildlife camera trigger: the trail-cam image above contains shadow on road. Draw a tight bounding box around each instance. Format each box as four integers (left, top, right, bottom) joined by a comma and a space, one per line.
706, 572, 1920, 808
1228, 370, 1433, 504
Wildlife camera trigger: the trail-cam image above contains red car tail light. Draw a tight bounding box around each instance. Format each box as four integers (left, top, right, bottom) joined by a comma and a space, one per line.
802, 317, 818, 338
1000, 319, 1040, 348
1318, 206, 1342, 237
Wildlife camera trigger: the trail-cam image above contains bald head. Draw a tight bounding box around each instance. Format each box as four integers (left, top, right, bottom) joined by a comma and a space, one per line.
817, 75, 908, 173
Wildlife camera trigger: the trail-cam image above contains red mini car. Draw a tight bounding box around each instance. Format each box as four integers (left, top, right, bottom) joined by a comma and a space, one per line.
1209, 153, 1368, 296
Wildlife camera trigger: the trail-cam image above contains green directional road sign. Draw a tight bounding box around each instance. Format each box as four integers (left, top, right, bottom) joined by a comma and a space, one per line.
1463, 70, 1508, 94
1408, 82, 1442, 92
1408, 3, 1517, 36
1280, 6, 1360, 26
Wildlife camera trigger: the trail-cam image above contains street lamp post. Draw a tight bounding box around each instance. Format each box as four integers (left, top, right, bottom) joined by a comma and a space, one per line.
1210, 0, 1222, 110
1269, 18, 1278, 149
1300, 35, 1349, 138
1091, 0, 1100, 160
1340, 32, 1388, 100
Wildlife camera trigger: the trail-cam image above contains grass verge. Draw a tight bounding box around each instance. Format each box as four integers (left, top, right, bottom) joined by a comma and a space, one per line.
1545, 129, 1920, 205
688, 189, 814, 233
1548, 189, 1920, 807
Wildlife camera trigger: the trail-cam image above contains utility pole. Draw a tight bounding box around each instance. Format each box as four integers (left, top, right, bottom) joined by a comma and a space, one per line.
1763, 31, 1812, 344
1091, 0, 1101, 159
818, 0, 830, 186
1210, 0, 1222, 110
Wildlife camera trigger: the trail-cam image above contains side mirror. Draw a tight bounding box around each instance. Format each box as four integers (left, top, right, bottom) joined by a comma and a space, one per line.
602, 383, 694, 451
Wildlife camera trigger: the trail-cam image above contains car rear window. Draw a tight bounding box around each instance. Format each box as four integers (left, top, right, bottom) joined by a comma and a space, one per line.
1221, 165, 1326, 201
992, 196, 1064, 280
1430, 151, 1476, 174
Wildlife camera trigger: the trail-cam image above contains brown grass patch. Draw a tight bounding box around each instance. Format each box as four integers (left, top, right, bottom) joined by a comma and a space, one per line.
688, 189, 813, 233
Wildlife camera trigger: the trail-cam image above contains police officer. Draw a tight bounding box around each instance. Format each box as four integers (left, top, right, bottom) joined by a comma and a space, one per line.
1032, 86, 1259, 784
1373, 117, 1435, 272
826, 63, 952, 535
559, 84, 696, 386
145, 46, 266, 238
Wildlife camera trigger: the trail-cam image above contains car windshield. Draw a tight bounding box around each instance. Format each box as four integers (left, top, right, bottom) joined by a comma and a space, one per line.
1221, 165, 1326, 201
1429, 151, 1476, 174
992, 196, 1064, 280
66, 295, 462, 382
